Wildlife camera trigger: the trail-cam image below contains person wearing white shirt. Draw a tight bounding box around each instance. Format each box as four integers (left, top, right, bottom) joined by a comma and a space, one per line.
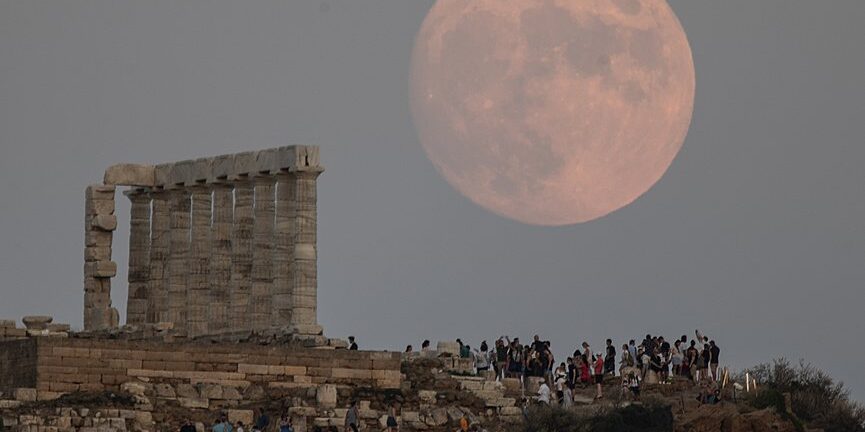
537, 379, 551, 405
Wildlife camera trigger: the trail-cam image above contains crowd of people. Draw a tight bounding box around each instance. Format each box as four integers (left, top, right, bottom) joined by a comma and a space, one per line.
179, 410, 294, 432
440, 330, 722, 404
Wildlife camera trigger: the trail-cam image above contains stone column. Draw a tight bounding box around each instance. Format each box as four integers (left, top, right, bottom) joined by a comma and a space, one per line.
272, 173, 295, 327
167, 189, 191, 331
125, 189, 151, 325
83, 185, 120, 331
230, 178, 254, 331
288, 169, 324, 335
147, 189, 170, 323
209, 183, 233, 334
250, 175, 276, 330
187, 185, 211, 337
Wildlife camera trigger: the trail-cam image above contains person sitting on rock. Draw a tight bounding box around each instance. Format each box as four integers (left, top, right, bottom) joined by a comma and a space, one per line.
536, 378, 551, 405
348, 336, 358, 350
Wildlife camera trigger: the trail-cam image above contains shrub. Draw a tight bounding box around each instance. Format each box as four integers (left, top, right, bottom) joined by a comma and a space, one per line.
742, 359, 865, 432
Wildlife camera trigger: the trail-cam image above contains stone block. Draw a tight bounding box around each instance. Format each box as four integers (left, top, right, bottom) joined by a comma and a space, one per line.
86, 184, 116, 199
85, 261, 117, 278
210, 155, 235, 181
154, 384, 176, 399
178, 397, 209, 409
22, 316, 53, 330
233, 152, 257, 176
14, 388, 37, 401
85, 230, 112, 247
316, 384, 337, 409
47, 323, 71, 332
0, 400, 21, 409
120, 382, 147, 397
134, 411, 153, 426
227, 410, 253, 426
418, 390, 437, 405
191, 158, 212, 183
169, 160, 194, 186
222, 387, 242, 400
296, 145, 321, 168
255, 148, 279, 174
201, 384, 223, 400
103, 164, 156, 187
175, 384, 199, 399
0, 319, 17, 328
426, 408, 448, 427
155, 164, 172, 186
237, 364, 269, 375
436, 341, 460, 357
90, 215, 118, 231
84, 246, 112, 262
86, 198, 115, 215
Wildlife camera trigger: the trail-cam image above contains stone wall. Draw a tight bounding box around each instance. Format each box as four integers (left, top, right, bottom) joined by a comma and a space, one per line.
0, 338, 400, 397
0, 339, 37, 390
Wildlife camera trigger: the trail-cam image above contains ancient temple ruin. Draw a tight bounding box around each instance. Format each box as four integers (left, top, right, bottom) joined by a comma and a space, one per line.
83, 146, 324, 338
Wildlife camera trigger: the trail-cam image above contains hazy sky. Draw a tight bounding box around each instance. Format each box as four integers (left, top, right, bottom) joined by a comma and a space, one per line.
1, 1, 863, 401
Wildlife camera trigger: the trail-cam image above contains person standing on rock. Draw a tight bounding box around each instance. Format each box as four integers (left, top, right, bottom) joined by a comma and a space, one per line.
709, 340, 721, 381
494, 338, 508, 380
593, 355, 605, 399
386, 404, 399, 432
474, 344, 490, 373
506, 340, 524, 379
345, 401, 360, 432
604, 339, 616, 376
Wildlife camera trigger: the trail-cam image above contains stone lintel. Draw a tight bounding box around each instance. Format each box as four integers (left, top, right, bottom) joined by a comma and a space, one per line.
103, 164, 156, 187
136, 146, 321, 187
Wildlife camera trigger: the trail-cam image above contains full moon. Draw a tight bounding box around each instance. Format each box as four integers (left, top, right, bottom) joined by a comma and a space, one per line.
410, 0, 695, 225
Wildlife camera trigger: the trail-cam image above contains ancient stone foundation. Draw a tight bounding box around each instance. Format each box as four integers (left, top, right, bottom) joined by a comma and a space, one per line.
0, 338, 400, 396
84, 146, 324, 338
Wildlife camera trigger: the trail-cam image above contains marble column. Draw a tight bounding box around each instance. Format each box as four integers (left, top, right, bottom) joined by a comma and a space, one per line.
83, 184, 119, 331
147, 189, 170, 323
250, 175, 275, 330
272, 173, 295, 327
187, 185, 211, 337
125, 189, 151, 325
167, 189, 191, 331
230, 178, 254, 331
289, 169, 324, 334
209, 183, 233, 334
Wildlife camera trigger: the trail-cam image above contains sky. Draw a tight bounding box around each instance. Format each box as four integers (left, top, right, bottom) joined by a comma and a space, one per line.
1, 0, 863, 402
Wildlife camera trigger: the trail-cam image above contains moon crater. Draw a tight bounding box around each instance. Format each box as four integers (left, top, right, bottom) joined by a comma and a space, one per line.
411, 0, 695, 225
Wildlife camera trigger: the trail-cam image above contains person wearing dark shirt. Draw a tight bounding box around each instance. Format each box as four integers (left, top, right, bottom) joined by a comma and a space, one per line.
180, 420, 196, 432
255, 410, 270, 432
604, 339, 616, 375
348, 336, 358, 350
659, 337, 670, 356
642, 335, 656, 357
531, 335, 547, 359
709, 341, 721, 381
